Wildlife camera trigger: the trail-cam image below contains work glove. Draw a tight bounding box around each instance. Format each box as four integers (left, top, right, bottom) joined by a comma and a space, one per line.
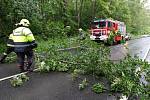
29, 42, 38, 49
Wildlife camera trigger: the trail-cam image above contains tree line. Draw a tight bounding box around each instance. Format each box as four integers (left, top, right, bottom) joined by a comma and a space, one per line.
0, 0, 150, 39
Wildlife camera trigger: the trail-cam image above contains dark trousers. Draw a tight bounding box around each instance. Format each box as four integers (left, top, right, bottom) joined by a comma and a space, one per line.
0, 47, 14, 62
16, 49, 34, 71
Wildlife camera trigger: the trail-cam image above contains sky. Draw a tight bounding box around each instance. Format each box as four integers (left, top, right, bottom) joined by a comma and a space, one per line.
145, 0, 150, 9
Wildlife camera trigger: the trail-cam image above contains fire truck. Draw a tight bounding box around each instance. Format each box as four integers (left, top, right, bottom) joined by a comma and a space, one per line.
90, 19, 126, 44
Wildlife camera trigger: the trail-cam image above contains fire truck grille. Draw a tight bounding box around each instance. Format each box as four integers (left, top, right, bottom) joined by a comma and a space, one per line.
93, 33, 101, 36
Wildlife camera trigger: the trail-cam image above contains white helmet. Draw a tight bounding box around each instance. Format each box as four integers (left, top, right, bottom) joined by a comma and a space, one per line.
18, 19, 30, 27
78, 28, 82, 31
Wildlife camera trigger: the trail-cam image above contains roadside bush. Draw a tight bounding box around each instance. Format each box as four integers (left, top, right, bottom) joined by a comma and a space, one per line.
43, 21, 65, 39
10, 74, 29, 87
0, 43, 6, 53
92, 83, 105, 93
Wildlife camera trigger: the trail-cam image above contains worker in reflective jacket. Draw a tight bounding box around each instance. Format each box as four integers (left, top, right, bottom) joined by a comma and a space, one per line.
12, 19, 37, 72
0, 33, 14, 63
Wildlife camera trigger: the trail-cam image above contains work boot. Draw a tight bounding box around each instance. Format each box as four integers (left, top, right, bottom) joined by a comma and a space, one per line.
26, 62, 33, 72
27, 68, 33, 72
18, 65, 25, 73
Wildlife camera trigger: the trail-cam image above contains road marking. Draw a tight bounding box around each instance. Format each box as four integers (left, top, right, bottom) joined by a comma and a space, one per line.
136, 46, 150, 73
142, 46, 150, 61
0, 69, 38, 82
136, 46, 150, 86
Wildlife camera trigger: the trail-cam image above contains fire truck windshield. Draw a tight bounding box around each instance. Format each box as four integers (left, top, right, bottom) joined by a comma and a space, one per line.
91, 21, 106, 29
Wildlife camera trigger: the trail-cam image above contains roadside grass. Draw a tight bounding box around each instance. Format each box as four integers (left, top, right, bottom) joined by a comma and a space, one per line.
0, 43, 6, 53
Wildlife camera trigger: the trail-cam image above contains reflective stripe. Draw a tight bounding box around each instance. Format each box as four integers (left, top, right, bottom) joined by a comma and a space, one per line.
13, 27, 26, 36
13, 31, 25, 36
13, 44, 30, 47
13, 33, 25, 36
26, 33, 32, 36
3, 53, 7, 55
7, 44, 14, 47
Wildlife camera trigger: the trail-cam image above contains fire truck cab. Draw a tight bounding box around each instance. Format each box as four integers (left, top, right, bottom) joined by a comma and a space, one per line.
90, 19, 126, 43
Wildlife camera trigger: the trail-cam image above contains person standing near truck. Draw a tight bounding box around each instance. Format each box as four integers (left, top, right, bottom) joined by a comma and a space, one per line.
78, 28, 85, 40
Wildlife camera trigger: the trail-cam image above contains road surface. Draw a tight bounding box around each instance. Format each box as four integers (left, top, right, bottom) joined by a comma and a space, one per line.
0, 64, 117, 100
127, 37, 150, 62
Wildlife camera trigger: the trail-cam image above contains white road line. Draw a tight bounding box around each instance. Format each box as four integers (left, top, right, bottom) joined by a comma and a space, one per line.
0, 68, 38, 82
136, 46, 150, 86
142, 46, 150, 61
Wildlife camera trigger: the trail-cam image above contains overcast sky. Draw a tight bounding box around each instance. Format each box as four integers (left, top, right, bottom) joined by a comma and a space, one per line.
145, 0, 150, 9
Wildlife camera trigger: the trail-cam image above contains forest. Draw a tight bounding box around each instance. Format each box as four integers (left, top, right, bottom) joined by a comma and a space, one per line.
0, 0, 150, 39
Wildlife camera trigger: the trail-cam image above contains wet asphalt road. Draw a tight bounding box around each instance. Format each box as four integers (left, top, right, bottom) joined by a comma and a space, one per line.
0, 66, 117, 100
127, 36, 150, 62
0, 63, 19, 79
0, 37, 150, 100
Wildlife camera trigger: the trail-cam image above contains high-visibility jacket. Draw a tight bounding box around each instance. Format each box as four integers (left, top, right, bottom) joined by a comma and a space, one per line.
12, 27, 35, 52
7, 33, 14, 47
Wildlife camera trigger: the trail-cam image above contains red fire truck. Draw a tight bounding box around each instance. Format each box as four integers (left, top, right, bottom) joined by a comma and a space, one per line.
90, 19, 126, 44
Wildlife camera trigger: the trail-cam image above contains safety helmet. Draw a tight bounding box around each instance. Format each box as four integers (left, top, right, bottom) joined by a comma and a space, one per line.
78, 28, 82, 31
18, 19, 30, 27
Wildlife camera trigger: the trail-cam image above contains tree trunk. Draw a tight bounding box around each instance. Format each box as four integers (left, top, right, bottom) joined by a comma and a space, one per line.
63, 0, 68, 27
77, 0, 84, 28
91, 0, 96, 21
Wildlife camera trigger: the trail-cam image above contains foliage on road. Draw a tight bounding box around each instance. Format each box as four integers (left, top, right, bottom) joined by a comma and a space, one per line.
79, 78, 88, 90
34, 37, 150, 99
10, 74, 29, 87
92, 83, 105, 94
